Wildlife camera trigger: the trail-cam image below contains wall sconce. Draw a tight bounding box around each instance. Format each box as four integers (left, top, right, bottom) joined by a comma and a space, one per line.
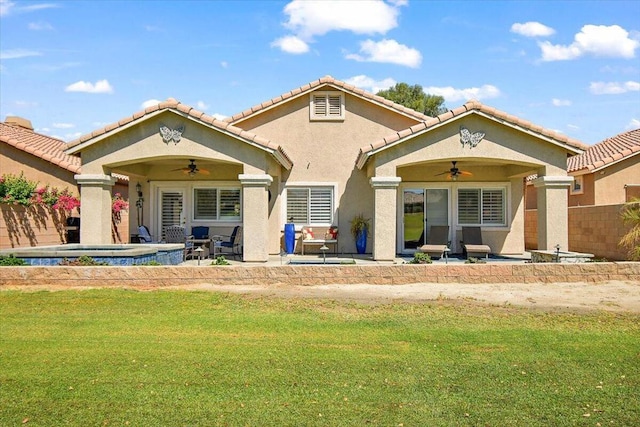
136, 182, 143, 198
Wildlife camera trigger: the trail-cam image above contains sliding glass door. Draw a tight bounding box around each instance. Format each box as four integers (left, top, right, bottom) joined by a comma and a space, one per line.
403, 188, 449, 251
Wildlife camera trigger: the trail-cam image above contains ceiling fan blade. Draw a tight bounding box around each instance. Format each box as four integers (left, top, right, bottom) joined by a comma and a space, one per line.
171, 167, 187, 172
435, 171, 451, 176
459, 170, 473, 176
198, 168, 211, 175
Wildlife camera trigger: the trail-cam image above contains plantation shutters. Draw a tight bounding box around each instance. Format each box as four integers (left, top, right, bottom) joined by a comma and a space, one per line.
310, 92, 344, 120
457, 188, 506, 226
160, 190, 184, 239
286, 187, 334, 225
194, 188, 241, 221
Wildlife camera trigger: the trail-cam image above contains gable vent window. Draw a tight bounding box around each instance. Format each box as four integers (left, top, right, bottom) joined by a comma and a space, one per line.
310, 92, 344, 121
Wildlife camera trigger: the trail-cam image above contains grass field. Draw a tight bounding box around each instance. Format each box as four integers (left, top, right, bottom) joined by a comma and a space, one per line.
1, 290, 638, 426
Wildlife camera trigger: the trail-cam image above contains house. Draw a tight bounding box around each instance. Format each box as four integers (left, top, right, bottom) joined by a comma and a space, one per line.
0, 117, 128, 249
525, 128, 640, 260
65, 76, 585, 262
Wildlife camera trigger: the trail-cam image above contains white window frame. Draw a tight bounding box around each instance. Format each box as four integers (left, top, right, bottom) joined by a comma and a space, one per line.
193, 186, 241, 222
456, 185, 508, 227
282, 183, 337, 228
309, 91, 345, 121
570, 175, 584, 195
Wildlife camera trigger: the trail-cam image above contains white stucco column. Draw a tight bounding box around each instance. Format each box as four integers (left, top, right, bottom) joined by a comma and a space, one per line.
239, 174, 273, 262
75, 174, 116, 245
533, 176, 573, 251
370, 176, 401, 261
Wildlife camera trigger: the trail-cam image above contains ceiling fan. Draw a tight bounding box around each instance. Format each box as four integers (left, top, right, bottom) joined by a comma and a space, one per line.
435, 161, 472, 181
172, 159, 210, 176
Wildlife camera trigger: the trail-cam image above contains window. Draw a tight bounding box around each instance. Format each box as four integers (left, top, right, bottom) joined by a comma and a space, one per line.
570, 176, 583, 195
286, 187, 334, 224
194, 188, 240, 221
310, 91, 344, 120
458, 188, 506, 226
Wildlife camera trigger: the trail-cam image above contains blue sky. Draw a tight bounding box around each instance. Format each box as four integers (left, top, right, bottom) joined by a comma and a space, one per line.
1, 0, 639, 145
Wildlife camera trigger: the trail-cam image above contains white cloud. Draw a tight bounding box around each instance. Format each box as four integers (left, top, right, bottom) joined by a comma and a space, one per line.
271, 35, 309, 54
196, 101, 209, 110
14, 100, 38, 108
221, 61, 228, 68
423, 84, 501, 102
626, 118, 640, 130
64, 131, 83, 140
589, 81, 640, 95
28, 21, 53, 30
64, 79, 114, 94
1, 1, 59, 16
52, 122, 74, 129
282, 0, 400, 39
567, 124, 580, 130
345, 39, 422, 68
141, 99, 161, 109
0, 48, 42, 59
273, 0, 405, 54
511, 22, 555, 37
343, 75, 396, 94
0, 0, 15, 16
539, 25, 640, 61
552, 98, 571, 107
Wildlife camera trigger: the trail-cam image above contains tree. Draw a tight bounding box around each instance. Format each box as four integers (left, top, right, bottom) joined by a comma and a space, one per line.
619, 197, 640, 260
376, 83, 447, 117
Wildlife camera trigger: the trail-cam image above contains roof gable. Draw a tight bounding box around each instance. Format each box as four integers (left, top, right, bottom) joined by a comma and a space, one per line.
0, 122, 81, 174
225, 75, 432, 125
66, 98, 293, 170
568, 128, 640, 173
356, 100, 587, 169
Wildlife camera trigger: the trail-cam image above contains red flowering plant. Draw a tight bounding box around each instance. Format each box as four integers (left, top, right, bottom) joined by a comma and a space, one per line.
111, 193, 129, 223
0, 173, 80, 212
52, 189, 81, 212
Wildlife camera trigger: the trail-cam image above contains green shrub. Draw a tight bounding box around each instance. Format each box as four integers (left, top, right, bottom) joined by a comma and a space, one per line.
0, 173, 38, 206
211, 256, 230, 266
139, 260, 162, 266
59, 256, 108, 266
465, 256, 486, 264
0, 254, 27, 266
407, 252, 432, 264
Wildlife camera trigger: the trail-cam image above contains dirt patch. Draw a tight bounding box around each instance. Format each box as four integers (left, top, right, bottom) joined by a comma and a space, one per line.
5, 280, 640, 313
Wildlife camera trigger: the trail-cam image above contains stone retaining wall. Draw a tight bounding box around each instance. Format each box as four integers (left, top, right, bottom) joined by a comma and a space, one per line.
1, 263, 638, 288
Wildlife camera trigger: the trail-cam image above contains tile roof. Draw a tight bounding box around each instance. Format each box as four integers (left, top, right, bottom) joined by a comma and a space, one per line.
355, 100, 588, 169
568, 128, 640, 173
67, 98, 293, 170
0, 122, 81, 174
225, 75, 433, 124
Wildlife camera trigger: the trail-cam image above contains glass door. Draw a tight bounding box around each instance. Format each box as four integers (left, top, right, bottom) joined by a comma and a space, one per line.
403, 188, 449, 252
159, 189, 185, 240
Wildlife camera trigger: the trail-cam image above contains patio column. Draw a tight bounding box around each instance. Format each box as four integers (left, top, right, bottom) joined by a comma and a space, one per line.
75, 174, 116, 245
533, 176, 573, 251
239, 174, 273, 262
370, 176, 401, 261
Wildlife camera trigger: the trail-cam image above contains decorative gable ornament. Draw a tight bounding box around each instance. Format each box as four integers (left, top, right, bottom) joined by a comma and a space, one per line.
159, 124, 185, 144
460, 126, 485, 148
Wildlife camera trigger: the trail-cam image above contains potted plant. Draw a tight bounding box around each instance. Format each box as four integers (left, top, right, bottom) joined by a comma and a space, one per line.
350, 213, 370, 254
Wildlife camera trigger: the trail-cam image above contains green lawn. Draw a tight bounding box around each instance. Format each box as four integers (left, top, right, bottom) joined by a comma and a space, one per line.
1, 290, 638, 426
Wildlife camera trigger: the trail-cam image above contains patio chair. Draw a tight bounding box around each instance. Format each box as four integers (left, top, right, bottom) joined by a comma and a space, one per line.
137, 225, 159, 243
164, 225, 195, 260
191, 226, 209, 240
214, 226, 242, 258
418, 225, 450, 261
461, 226, 491, 259
191, 226, 210, 259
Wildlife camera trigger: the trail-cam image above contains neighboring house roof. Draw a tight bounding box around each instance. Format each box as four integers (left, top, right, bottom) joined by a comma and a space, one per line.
225, 75, 433, 124
0, 121, 81, 174
66, 98, 293, 170
356, 100, 588, 169
568, 128, 640, 174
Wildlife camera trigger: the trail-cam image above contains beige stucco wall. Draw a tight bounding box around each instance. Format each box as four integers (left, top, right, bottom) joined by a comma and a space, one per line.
1, 144, 78, 193
234, 91, 422, 254
593, 157, 640, 205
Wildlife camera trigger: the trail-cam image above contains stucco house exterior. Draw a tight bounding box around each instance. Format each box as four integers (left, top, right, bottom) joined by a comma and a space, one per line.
1, 116, 128, 249
66, 76, 586, 262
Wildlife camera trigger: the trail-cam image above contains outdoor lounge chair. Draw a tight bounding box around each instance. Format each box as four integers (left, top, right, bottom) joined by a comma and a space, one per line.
164, 225, 194, 260
461, 226, 491, 259
137, 225, 159, 243
214, 226, 242, 258
418, 225, 450, 261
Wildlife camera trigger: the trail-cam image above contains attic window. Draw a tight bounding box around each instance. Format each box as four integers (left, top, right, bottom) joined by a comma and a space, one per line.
310, 91, 344, 121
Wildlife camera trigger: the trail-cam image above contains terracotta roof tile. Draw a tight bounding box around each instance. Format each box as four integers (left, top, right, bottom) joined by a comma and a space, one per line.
356, 100, 587, 169
67, 98, 293, 170
0, 122, 81, 174
225, 75, 432, 124
568, 128, 640, 172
